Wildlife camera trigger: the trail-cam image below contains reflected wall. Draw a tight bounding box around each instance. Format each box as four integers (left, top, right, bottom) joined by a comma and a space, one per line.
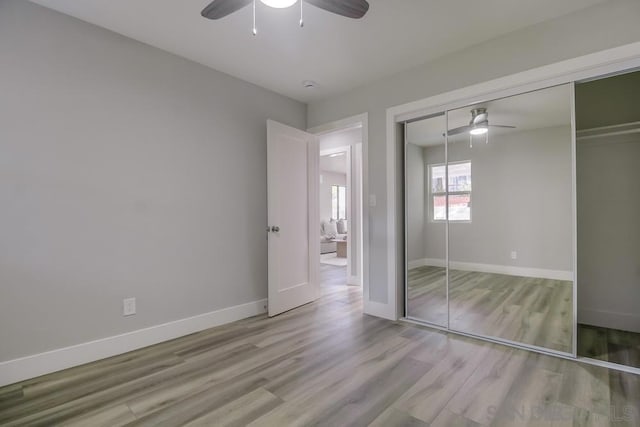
405, 113, 447, 326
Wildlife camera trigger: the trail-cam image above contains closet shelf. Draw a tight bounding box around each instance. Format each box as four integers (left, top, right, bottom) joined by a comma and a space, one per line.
577, 120, 640, 140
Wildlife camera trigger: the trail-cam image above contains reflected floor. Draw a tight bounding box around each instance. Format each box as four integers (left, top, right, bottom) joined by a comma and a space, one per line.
407, 266, 573, 353
407, 266, 447, 326
579, 324, 640, 369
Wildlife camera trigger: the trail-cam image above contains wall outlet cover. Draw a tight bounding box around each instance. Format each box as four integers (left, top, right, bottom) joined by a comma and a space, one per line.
123, 298, 136, 316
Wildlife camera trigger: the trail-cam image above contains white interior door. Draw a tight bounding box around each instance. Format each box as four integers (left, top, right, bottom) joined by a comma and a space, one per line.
267, 120, 320, 316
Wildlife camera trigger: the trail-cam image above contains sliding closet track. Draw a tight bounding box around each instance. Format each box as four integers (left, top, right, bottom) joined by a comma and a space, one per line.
400, 317, 640, 376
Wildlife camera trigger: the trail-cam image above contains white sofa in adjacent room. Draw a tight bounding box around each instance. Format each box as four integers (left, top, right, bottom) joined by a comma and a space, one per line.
320, 219, 347, 254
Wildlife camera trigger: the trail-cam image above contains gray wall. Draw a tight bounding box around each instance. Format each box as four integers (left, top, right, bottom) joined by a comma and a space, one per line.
422, 127, 573, 271
0, 0, 306, 361
307, 0, 640, 303
320, 171, 346, 222
421, 144, 446, 263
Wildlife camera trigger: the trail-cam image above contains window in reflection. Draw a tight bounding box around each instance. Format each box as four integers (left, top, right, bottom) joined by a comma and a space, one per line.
429, 161, 472, 221
447, 84, 574, 354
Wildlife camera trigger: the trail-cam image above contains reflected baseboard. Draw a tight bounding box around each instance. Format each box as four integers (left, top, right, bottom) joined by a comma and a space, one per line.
407, 258, 572, 281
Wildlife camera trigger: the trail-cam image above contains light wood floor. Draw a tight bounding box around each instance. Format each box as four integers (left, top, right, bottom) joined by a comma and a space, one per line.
1, 265, 639, 426
579, 324, 640, 369
408, 266, 573, 353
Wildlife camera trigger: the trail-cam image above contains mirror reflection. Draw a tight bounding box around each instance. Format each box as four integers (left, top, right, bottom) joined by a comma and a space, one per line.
446, 85, 574, 353
405, 113, 447, 326
405, 85, 575, 354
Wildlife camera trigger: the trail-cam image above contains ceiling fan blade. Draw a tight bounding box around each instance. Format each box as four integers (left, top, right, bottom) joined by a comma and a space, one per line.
447, 126, 471, 136
201, 0, 252, 19
304, 0, 369, 19
489, 124, 516, 129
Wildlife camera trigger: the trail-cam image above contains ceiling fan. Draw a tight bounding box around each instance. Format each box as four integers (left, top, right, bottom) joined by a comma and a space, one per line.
447, 108, 515, 147
201, 0, 370, 20
448, 108, 516, 136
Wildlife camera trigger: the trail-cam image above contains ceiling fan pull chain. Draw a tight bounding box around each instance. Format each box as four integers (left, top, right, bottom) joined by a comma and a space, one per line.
469, 134, 473, 149
300, 0, 304, 27
485, 132, 489, 144
252, 0, 257, 35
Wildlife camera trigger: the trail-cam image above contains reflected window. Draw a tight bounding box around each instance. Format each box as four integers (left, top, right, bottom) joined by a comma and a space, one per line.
429, 161, 472, 221
331, 185, 346, 220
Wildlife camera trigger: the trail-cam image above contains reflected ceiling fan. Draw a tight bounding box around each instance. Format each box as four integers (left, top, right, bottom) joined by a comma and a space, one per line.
201, 0, 370, 29
447, 108, 516, 147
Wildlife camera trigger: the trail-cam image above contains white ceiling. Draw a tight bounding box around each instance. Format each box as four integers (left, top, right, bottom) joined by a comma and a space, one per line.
31, 0, 605, 102
407, 84, 572, 147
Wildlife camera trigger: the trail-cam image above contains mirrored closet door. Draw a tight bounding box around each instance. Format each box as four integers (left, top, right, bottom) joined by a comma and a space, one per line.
447, 85, 574, 354
404, 84, 576, 355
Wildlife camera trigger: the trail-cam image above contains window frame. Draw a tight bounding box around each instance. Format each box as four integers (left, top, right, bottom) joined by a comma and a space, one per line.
331, 184, 347, 220
428, 160, 472, 223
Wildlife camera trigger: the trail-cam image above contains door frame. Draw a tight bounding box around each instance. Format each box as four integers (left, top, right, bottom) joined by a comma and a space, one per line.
309, 113, 368, 305
385, 41, 640, 323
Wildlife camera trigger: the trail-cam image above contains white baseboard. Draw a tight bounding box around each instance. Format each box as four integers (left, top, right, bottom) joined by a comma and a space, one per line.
364, 300, 396, 321
0, 299, 267, 387
579, 308, 640, 334
408, 258, 572, 281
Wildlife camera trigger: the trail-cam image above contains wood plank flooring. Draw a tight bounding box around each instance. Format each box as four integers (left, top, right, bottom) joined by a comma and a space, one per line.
1, 265, 639, 426
579, 324, 640, 369
407, 266, 573, 353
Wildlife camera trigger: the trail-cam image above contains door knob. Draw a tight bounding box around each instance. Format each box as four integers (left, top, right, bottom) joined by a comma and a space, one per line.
271, 226, 280, 233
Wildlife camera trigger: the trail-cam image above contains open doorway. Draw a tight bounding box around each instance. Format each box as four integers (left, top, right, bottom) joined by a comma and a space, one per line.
576, 70, 640, 370
315, 125, 364, 292
320, 151, 348, 268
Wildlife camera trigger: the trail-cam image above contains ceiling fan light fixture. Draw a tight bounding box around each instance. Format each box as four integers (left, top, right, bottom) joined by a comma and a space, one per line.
469, 126, 488, 136
260, 0, 297, 8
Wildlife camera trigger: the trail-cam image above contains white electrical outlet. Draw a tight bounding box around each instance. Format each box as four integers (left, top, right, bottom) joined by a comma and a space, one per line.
510, 251, 517, 260
123, 297, 136, 316
369, 194, 377, 207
